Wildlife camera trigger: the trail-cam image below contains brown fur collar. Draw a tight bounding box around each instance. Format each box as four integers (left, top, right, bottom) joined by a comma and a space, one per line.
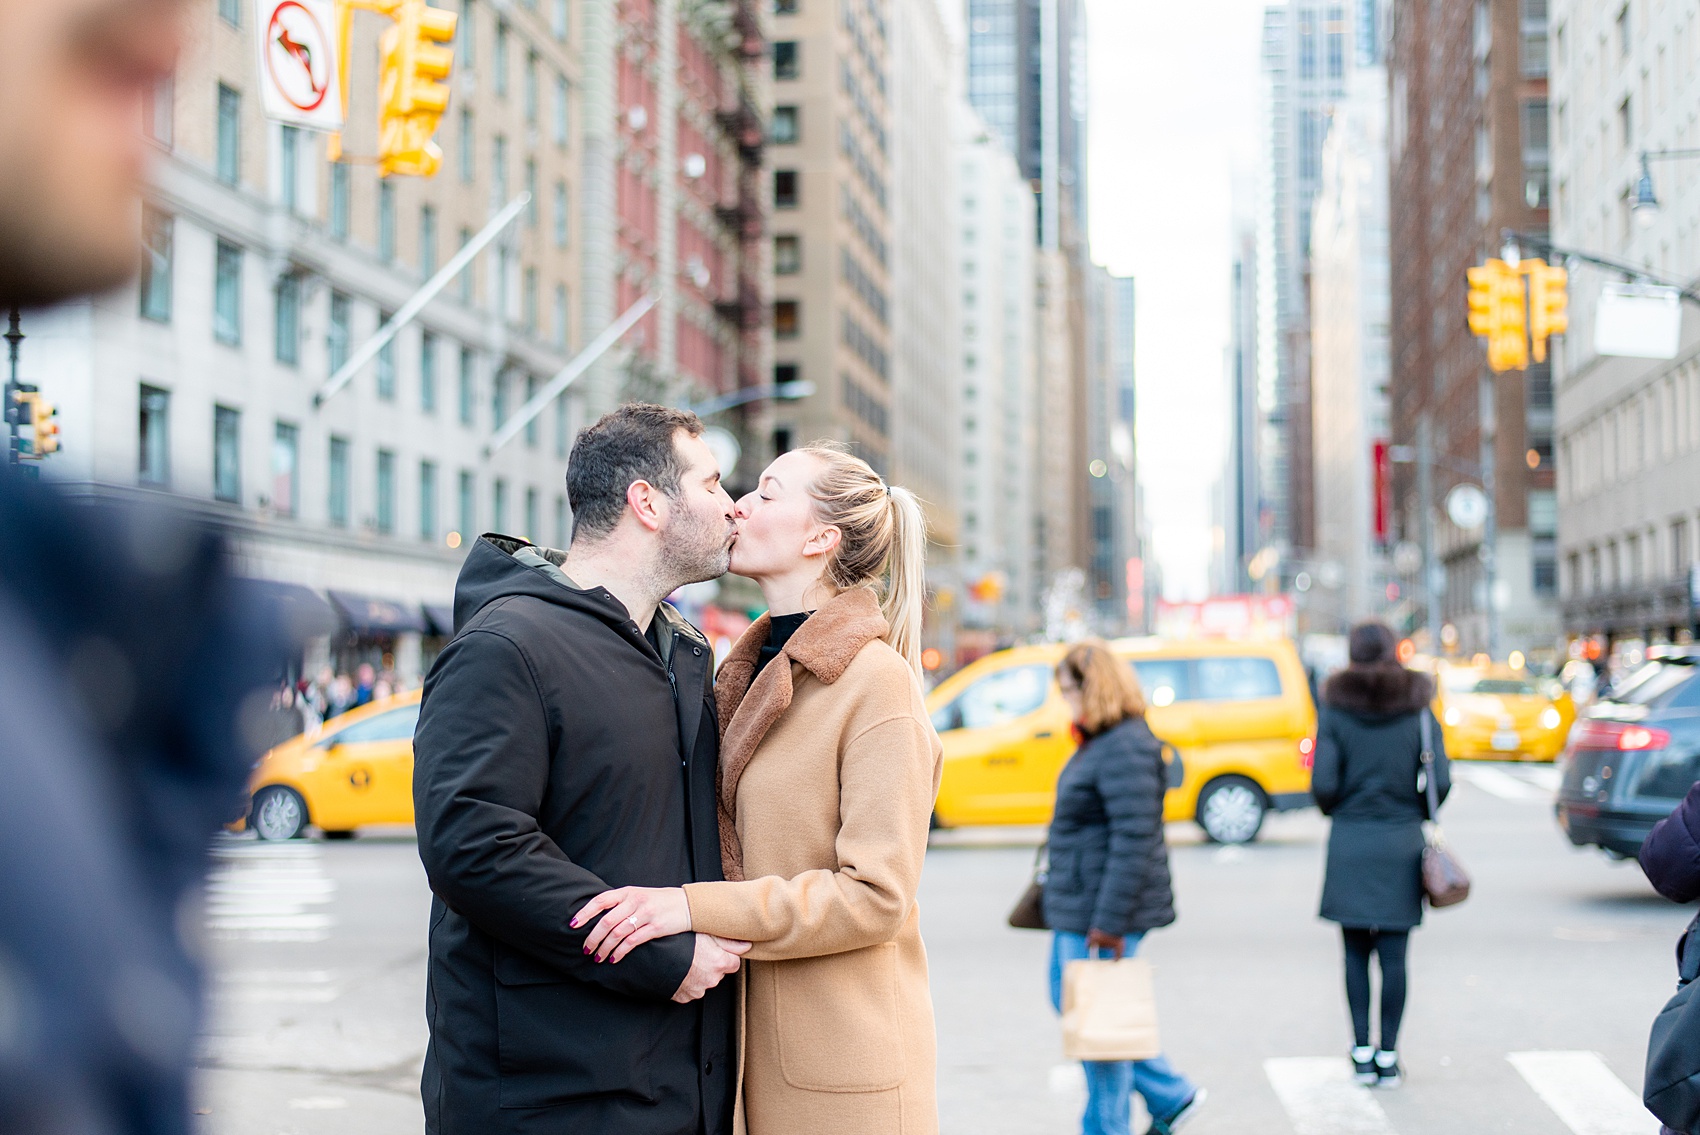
1321, 661, 1434, 717
712, 587, 889, 880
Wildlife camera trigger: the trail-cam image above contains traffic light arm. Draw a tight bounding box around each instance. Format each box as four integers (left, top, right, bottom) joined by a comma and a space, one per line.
327, 0, 404, 164
1504, 229, 1700, 310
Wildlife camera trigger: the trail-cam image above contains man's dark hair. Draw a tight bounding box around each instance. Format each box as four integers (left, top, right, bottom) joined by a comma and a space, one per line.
566, 403, 705, 541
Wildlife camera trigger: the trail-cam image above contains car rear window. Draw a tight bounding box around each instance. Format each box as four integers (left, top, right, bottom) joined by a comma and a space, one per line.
946, 664, 1052, 730
1130, 659, 1191, 707
1609, 660, 1700, 708
1194, 657, 1284, 701
332, 704, 421, 744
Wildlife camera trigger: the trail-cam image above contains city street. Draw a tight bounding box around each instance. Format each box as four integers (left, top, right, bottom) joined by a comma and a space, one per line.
195, 763, 1690, 1135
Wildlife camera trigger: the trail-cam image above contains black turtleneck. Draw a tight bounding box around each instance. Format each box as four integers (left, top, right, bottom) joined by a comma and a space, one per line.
757, 611, 812, 674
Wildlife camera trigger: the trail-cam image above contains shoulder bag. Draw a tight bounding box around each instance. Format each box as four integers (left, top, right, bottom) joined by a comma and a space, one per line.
1419, 713, 1471, 908
1007, 842, 1049, 929
1646, 920, 1700, 1131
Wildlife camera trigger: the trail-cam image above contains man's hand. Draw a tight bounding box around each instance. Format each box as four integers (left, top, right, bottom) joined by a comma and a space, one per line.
1085, 928, 1125, 959
671, 934, 750, 1004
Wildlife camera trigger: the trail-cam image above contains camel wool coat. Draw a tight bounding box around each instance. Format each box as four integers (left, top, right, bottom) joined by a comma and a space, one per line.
682, 587, 943, 1135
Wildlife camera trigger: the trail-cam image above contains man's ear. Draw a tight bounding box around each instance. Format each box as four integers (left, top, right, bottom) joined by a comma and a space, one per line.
627, 480, 665, 533
802, 525, 842, 560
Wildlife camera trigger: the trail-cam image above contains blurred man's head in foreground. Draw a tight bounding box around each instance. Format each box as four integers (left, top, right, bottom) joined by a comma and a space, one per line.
0, 0, 184, 307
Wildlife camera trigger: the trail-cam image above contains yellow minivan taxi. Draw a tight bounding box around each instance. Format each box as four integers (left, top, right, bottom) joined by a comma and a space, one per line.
244, 689, 422, 840
927, 638, 1316, 843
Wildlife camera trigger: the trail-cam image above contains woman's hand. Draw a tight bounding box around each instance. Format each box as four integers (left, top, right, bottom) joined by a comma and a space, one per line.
573, 886, 693, 963
1085, 928, 1125, 959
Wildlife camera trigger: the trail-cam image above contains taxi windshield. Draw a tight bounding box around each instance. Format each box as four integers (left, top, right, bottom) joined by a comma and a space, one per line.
1441, 671, 1537, 696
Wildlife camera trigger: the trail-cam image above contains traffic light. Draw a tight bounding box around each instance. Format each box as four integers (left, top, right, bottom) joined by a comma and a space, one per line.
378, 0, 457, 178
1525, 259, 1569, 363
1465, 259, 1528, 373
31, 394, 59, 456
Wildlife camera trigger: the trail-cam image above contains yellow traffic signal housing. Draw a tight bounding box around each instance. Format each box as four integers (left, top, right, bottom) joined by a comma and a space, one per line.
378, 0, 457, 178
32, 395, 59, 456
1466, 259, 1529, 373
1525, 259, 1569, 363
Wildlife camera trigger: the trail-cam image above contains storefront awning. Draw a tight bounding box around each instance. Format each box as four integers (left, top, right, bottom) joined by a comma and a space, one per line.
327, 590, 429, 635
237, 579, 339, 639
424, 604, 457, 637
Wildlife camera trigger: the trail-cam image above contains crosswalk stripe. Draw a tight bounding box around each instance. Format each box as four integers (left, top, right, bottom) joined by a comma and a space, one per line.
1508, 1051, 1659, 1135
205, 838, 337, 942
1453, 764, 1548, 800
1264, 1057, 1397, 1135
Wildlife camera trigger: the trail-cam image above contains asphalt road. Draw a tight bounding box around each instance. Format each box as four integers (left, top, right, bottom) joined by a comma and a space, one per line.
194, 762, 1692, 1135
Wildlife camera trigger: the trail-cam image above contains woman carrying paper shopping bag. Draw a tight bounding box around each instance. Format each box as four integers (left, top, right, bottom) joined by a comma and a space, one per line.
1044, 641, 1205, 1135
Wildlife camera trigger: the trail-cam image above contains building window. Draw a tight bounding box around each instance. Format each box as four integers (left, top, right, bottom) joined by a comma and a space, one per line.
328, 292, 351, 374
272, 421, 298, 516
554, 181, 570, 247
493, 477, 508, 532
139, 208, 173, 322
1616, 4, 1630, 55
554, 75, 570, 146
1521, 0, 1549, 77
213, 406, 241, 503
552, 0, 568, 39
774, 0, 798, 11
213, 240, 242, 345
1675, 519, 1692, 577
458, 469, 475, 537
1619, 96, 1632, 150
773, 41, 799, 79
460, 108, 475, 182
459, 347, 476, 425
377, 315, 396, 400
554, 392, 569, 457
554, 283, 569, 350
217, 84, 241, 185
420, 461, 438, 542
774, 300, 800, 338
219, 0, 241, 24
376, 450, 396, 534
494, 20, 509, 96
526, 159, 538, 225
420, 204, 438, 274
458, 227, 474, 302
146, 76, 174, 147
554, 494, 568, 546
524, 374, 539, 446
421, 331, 438, 413
275, 273, 301, 365
459, 0, 475, 66
525, 487, 539, 541
524, 268, 538, 332
772, 106, 799, 144
773, 426, 792, 454
774, 169, 799, 208
379, 181, 396, 260
774, 363, 800, 386
493, 134, 508, 203
330, 161, 349, 239
138, 385, 170, 486
525, 51, 539, 124
775, 234, 801, 274
280, 125, 300, 210
493, 368, 510, 428
328, 436, 350, 527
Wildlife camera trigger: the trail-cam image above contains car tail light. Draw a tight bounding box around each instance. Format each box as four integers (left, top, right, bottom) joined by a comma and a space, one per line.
1572, 720, 1671, 752
1299, 736, 1315, 770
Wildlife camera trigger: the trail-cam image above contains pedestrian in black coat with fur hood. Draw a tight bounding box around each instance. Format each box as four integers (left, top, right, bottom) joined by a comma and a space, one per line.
1312, 622, 1450, 1087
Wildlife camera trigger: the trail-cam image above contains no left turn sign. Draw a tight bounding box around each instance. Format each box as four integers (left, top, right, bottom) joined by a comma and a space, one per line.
255, 0, 343, 130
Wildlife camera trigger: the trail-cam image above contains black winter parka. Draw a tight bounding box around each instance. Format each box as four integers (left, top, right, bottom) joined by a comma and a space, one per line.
413, 536, 734, 1135
1041, 716, 1177, 937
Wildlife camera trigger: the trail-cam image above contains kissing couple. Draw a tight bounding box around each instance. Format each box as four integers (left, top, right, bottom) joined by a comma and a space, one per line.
412, 404, 944, 1135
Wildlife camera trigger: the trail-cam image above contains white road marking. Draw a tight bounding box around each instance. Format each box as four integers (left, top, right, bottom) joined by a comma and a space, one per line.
213, 969, 340, 1003
1508, 1051, 1659, 1135
1048, 1062, 1086, 1095
1517, 766, 1563, 792
288, 1097, 348, 1110
1453, 764, 1546, 801
205, 840, 336, 942
1264, 1057, 1397, 1135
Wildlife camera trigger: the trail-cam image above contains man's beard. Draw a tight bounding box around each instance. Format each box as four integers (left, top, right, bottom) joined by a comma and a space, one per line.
655, 503, 733, 594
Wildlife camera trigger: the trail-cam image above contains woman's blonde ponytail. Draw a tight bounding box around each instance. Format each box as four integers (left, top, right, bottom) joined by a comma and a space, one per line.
797, 442, 930, 676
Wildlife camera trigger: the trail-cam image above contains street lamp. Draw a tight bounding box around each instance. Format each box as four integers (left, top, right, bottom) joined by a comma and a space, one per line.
1633, 149, 1700, 228
684, 379, 815, 417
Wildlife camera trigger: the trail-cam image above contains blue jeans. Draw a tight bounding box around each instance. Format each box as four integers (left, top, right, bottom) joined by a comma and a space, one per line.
1050, 931, 1195, 1135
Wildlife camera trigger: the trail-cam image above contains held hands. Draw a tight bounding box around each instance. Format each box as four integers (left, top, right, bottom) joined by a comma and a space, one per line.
1085, 928, 1125, 959
572, 885, 699, 963
671, 933, 751, 1004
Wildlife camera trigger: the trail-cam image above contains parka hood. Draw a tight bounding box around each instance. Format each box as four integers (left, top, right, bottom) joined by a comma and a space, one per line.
1321, 660, 1434, 718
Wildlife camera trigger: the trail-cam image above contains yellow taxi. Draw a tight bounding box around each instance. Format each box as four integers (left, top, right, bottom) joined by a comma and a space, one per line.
244, 689, 422, 840
927, 638, 1316, 843
1432, 663, 1575, 762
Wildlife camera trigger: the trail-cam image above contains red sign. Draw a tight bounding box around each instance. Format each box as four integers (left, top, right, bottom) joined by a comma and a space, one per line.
1373, 439, 1390, 547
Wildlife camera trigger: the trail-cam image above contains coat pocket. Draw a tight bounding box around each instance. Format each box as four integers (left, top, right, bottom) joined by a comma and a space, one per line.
774, 943, 905, 1093
492, 945, 665, 1109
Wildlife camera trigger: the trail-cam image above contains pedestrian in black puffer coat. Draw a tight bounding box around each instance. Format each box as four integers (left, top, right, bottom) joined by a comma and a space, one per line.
1313, 621, 1450, 1090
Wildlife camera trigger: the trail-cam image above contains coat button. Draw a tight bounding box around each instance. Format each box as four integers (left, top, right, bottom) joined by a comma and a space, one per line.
693, 646, 702, 656
704, 1061, 713, 1075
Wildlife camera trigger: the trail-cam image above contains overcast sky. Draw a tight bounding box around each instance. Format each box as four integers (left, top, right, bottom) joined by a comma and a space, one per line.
1084, 0, 1269, 600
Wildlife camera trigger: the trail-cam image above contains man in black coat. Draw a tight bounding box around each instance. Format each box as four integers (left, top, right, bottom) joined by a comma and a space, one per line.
413, 405, 747, 1135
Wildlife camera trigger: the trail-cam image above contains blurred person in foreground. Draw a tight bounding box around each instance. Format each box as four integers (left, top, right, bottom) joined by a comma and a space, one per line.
1313, 621, 1450, 1088
1043, 641, 1204, 1135
574, 444, 944, 1134
412, 406, 747, 1135
0, 4, 295, 1134
1639, 783, 1700, 1135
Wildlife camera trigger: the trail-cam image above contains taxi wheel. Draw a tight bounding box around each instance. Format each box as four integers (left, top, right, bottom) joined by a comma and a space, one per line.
250, 785, 308, 841
1196, 776, 1267, 845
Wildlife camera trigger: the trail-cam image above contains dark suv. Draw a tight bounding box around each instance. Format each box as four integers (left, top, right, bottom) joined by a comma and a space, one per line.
1557, 650, 1700, 858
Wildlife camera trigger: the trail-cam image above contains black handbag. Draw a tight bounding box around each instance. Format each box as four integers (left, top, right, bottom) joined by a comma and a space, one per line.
1008, 842, 1049, 930
1647, 921, 1700, 1132
1419, 714, 1471, 908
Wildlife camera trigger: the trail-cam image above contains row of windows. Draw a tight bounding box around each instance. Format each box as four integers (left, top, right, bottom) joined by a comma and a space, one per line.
140, 384, 570, 542
1567, 515, 1697, 598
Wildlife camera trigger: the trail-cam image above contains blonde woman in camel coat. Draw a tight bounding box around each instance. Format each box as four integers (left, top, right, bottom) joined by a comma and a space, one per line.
576, 443, 943, 1135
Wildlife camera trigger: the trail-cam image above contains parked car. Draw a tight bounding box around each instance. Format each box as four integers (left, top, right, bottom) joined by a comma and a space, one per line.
1556, 649, 1700, 858
927, 637, 1316, 843
241, 688, 422, 840
1433, 662, 1576, 762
